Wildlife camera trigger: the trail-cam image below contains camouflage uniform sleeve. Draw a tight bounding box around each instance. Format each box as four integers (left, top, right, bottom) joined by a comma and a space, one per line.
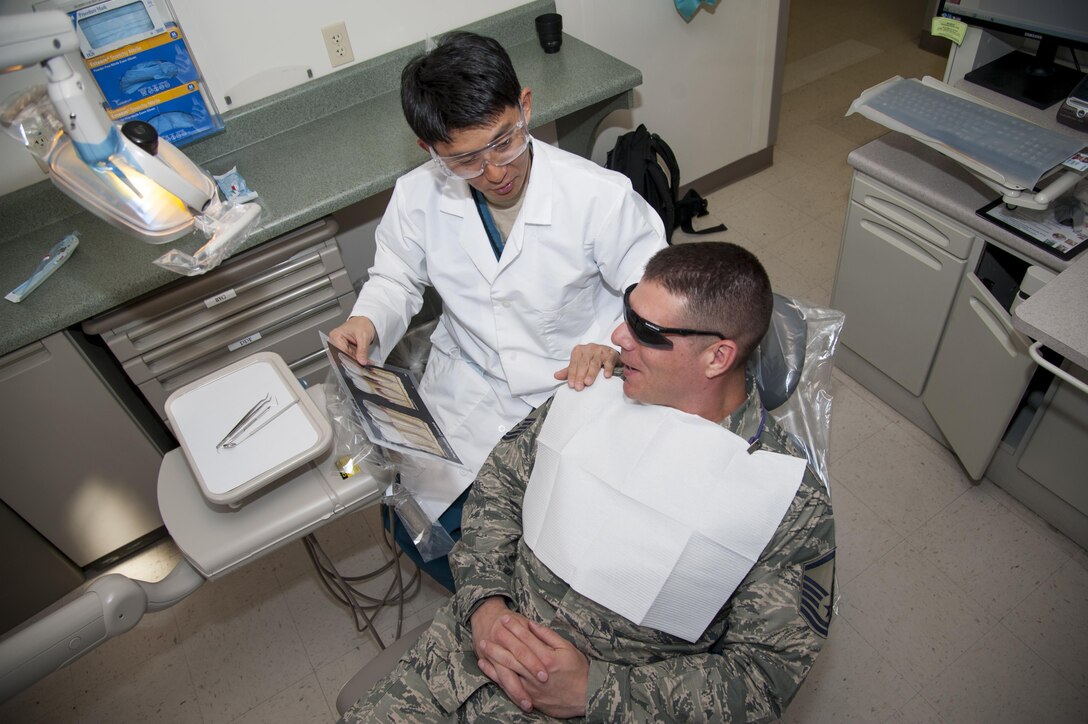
449, 400, 551, 623
584, 471, 836, 723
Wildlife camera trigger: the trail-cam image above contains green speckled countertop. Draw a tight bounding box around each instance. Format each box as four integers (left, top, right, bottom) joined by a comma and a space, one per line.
0, 1, 641, 357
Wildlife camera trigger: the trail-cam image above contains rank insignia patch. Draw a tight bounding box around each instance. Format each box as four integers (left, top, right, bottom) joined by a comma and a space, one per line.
799, 548, 835, 637
501, 416, 534, 441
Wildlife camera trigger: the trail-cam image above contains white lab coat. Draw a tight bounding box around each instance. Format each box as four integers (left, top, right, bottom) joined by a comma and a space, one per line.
351, 140, 667, 519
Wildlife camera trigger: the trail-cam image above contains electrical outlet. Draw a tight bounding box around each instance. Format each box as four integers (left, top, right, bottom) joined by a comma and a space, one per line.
322, 21, 354, 68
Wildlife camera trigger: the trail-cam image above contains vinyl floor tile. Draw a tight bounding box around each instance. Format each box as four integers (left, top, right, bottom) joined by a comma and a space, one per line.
921, 624, 1086, 723
782, 618, 916, 724
908, 485, 1071, 619
1003, 557, 1088, 693
839, 539, 998, 689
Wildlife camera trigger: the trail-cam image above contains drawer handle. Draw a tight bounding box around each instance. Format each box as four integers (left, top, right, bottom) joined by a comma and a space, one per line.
1029, 342, 1088, 396
288, 348, 329, 370
865, 196, 950, 249
0, 340, 50, 382
129, 249, 326, 342
968, 297, 1021, 358
158, 297, 344, 388
860, 219, 942, 271
143, 277, 334, 365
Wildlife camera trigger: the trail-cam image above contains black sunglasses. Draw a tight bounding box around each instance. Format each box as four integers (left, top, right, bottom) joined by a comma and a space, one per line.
623, 283, 726, 349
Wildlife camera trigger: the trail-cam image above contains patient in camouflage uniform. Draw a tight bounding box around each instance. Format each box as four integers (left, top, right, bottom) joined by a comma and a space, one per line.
341, 242, 836, 722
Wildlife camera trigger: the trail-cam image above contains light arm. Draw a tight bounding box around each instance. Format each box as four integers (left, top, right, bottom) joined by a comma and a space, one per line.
0, 559, 204, 703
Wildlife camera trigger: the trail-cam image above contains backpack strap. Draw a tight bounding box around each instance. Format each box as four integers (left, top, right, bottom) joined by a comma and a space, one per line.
676, 188, 727, 235
648, 132, 680, 204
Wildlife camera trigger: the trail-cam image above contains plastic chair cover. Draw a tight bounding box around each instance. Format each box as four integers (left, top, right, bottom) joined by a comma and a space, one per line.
751, 296, 845, 491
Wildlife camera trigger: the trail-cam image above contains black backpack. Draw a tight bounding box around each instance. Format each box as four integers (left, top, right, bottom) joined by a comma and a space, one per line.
605, 124, 726, 244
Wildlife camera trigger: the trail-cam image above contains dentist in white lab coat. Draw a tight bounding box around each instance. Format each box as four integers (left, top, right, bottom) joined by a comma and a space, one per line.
329, 31, 666, 589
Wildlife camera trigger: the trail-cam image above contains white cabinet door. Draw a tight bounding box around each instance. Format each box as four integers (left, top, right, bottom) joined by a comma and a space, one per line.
0, 332, 164, 566
1017, 363, 1088, 516
923, 273, 1035, 479
833, 201, 966, 395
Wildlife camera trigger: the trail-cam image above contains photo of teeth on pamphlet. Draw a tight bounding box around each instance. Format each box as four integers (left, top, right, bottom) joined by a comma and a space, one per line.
321, 333, 462, 465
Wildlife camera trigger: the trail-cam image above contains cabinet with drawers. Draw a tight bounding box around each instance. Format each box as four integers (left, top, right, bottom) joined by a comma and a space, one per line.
84, 218, 353, 419
832, 168, 1088, 547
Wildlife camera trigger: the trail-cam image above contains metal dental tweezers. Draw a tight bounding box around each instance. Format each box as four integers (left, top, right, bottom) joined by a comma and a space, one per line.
216, 393, 298, 450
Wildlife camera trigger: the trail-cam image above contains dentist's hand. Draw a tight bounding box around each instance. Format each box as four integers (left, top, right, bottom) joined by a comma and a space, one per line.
553, 343, 620, 391
328, 316, 378, 365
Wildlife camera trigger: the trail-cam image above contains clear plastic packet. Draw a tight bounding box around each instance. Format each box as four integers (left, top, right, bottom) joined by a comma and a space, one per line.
1053, 178, 1088, 230
382, 482, 455, 562
751, 296, 845, 492
321, 368, 395, 483
6, 231, 78, 303
154, 198, 263, 276
0, 84, 63, 165
384, 319, 438, 379
213, 166, 259, 204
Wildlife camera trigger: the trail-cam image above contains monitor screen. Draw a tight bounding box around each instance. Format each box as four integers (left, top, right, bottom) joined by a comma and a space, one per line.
937, 0, 1088, 108
939, 0, 1088, 48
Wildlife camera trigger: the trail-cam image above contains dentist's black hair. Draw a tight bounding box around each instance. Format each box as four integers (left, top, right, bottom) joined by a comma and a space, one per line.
400, 31, 523, 147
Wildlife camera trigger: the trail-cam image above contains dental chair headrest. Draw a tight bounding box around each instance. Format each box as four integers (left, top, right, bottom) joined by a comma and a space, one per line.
752, 294, 808, 411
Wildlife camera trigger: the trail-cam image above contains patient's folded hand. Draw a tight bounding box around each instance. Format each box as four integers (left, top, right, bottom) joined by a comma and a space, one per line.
513, 620, 589, 718
470, 598, 542, 711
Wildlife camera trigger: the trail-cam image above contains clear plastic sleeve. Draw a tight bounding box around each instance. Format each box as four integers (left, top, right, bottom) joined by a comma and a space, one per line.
751, 296, 845, 492
0, 84, 63, 163
154, 198, 263, 276
382, 482, 455, 562
321, 368, 395, 484
384, 319, 438, 379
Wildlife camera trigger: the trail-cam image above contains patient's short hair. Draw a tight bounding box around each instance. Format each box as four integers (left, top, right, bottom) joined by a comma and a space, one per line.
400, 32, 522, 146
643, 242, 773, 366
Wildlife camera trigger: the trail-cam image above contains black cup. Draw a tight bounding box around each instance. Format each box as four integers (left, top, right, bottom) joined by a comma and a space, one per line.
535, 13, 563, 53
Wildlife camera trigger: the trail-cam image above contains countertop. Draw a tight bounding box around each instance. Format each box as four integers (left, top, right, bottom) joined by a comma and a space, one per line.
0, 0, 640, 358
847, 80, 1088, 370
1014, 255, 1088, 368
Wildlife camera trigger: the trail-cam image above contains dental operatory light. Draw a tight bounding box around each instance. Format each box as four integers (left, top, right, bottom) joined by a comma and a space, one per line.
0, 10, 216, 244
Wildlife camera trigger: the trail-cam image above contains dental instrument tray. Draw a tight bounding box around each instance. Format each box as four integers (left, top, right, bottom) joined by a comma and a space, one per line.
165, 351, 332, 507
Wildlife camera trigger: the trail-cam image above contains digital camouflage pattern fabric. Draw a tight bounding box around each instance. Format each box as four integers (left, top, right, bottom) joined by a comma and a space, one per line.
341, 379, 835, 723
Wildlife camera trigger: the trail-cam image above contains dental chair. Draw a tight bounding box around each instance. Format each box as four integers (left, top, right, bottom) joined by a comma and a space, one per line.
334, 294, 845, 715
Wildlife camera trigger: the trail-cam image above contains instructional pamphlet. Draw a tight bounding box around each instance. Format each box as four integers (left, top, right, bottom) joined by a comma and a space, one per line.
321, 335, 462, 465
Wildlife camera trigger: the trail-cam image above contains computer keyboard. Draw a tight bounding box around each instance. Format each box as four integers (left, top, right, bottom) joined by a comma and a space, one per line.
863, 78, 1084, 189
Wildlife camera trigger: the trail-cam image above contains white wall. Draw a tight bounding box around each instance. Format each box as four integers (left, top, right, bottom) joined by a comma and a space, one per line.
0, 0, 524, 195
559, 0, 781, 183
0, 0, 781, 195
170, 0, 525, 109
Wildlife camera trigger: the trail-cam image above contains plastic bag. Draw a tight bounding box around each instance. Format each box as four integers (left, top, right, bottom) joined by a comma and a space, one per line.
321, 368, 395, 484
0, 84, 63, 163
1052, 178, 1088, 230
154, 198, 263, 276
751, 296, 845, 492
382, 482, 455, 562
385, 319, 438, 379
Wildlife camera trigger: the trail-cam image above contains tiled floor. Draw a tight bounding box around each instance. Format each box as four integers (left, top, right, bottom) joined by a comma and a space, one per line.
5, 1, 1087, 721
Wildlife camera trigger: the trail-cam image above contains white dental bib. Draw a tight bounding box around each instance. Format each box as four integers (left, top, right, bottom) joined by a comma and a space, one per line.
522, 378, 805, 642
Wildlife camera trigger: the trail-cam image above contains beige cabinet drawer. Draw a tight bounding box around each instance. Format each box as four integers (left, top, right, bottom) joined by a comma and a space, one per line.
851, 173, 976, 260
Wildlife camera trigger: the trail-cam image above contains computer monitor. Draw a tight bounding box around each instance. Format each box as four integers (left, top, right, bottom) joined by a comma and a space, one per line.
937, 0, 1088, 108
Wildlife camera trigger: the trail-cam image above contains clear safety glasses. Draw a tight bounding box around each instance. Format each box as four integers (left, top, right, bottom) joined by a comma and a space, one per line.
623, 283, 726, 350
429, 111, 530, 180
